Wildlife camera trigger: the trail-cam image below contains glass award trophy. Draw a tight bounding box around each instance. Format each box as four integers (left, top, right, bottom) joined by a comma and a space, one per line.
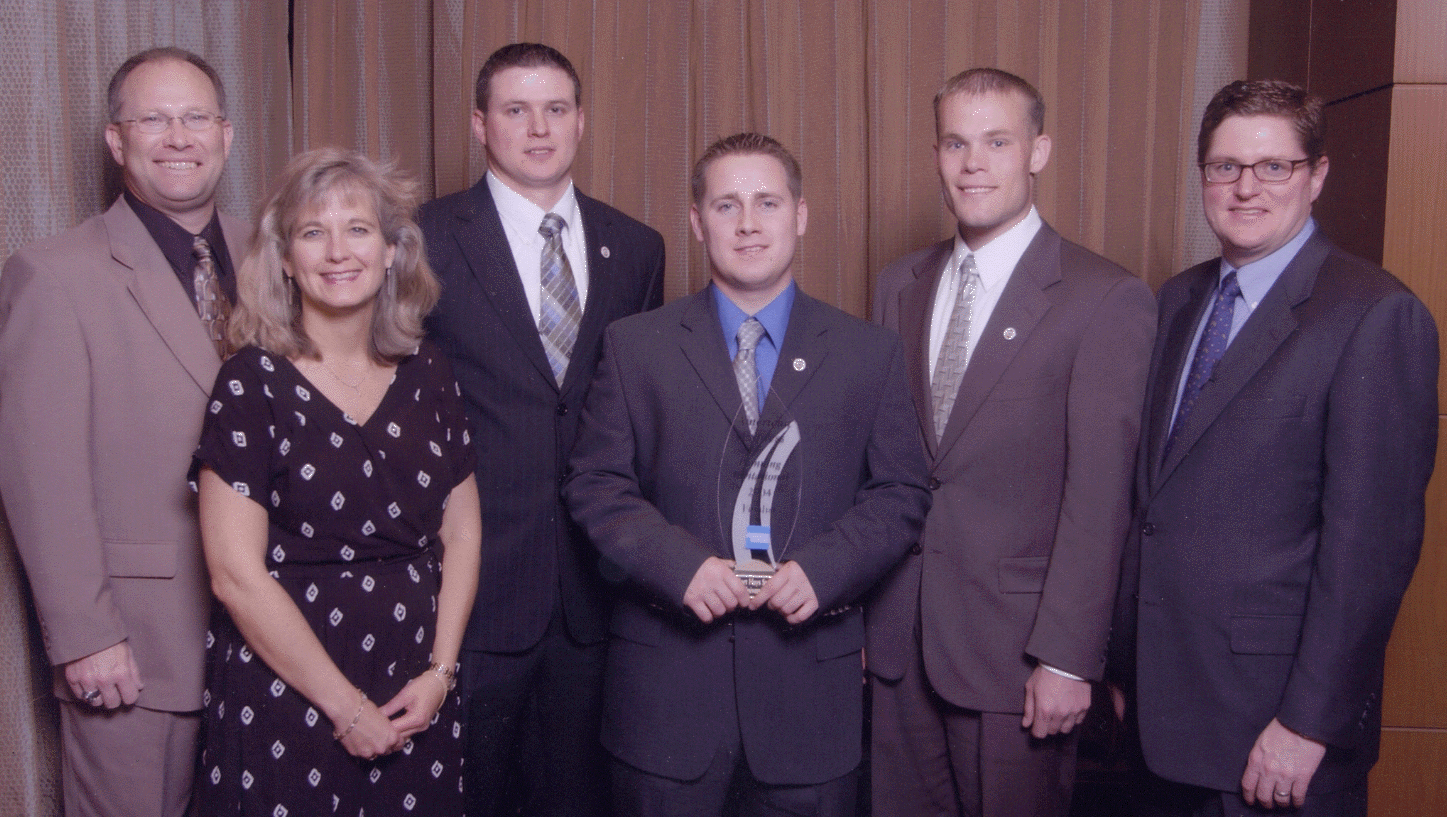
721, 404, 803, 598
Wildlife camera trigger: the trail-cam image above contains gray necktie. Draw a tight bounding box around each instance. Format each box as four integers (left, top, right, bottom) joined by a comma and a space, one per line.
930, 253, 980, 442
191, 234, 230, 358
538, 212, 582, 384
734, 317, 766, 434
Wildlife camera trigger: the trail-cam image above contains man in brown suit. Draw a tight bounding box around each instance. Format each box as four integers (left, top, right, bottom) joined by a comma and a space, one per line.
0, 48, 247, 817
865, 68, 1155, 816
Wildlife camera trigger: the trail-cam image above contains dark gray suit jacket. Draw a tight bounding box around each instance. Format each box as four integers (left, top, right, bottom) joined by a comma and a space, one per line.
420, 179, 664, 652
866, 223, 1155, 713
1117, 229, 1438, 793
564, 288, 930, 785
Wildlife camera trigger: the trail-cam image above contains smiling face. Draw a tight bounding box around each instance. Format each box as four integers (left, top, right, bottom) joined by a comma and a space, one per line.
104, 57, 232, 233
1202, 114, 1327, 267
283, 187, 397, 322
935, 90, 1050, 250
690, 152, 808, 312
472, 64, 584, 209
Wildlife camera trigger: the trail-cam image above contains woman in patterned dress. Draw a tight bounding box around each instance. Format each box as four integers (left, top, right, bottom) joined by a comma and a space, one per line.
192, 148, 480, 815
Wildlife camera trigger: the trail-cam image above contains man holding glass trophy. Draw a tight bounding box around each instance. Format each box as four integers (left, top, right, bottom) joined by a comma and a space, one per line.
564, 132, 930, 817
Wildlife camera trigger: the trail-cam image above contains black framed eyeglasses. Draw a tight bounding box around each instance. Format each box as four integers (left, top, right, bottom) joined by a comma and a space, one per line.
1199, 158, 1312, 184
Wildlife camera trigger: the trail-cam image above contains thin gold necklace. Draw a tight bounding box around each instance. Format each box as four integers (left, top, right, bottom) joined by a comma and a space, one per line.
317, 357, 368, 394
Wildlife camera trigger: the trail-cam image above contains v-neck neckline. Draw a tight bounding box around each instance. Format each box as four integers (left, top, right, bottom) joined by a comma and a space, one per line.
278, 353, 407, 430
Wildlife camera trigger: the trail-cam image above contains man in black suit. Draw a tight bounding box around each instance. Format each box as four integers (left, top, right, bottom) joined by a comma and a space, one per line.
1116, 79, 1438, 817
563, 133, 930, 816
420, 42, 665, 817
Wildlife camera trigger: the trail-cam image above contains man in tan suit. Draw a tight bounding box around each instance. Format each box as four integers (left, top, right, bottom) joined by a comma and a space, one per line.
0, 48, 247, 817
865, 68, 1155, 816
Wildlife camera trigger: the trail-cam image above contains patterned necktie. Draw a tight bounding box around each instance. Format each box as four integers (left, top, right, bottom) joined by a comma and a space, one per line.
930, 254, 980, 442
734, 317, 766, 434
1165, 271, 1241, 457
538, 212, 582, 385
192, 234, 230, 358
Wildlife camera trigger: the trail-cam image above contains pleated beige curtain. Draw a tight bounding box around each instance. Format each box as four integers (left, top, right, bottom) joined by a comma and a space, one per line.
0, 3, 290, 814
2, 2, 1247, 813
289, 0, 1227, 308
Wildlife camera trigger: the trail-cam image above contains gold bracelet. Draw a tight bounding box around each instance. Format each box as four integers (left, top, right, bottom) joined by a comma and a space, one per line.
332, 688, 367, 740
427, 662, 457, 691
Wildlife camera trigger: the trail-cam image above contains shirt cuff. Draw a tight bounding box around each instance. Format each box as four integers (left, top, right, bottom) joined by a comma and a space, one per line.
1040, 662, 1085, 682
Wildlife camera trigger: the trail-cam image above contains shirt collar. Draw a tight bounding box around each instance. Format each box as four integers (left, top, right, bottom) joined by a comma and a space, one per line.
712, 281, 796, 351
122, 187, 231, 279
951, 206, 1042, 292
486, 170, 579, 234
1220, 218, 1316, 308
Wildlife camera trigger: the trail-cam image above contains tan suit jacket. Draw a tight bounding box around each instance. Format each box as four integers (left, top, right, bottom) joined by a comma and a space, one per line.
866, 223, 1154, 712
0, 197, 249, 712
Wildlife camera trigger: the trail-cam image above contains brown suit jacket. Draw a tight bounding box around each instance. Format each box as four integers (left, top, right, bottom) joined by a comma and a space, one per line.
0, 197, 250, 712
865, 222, 1154, 713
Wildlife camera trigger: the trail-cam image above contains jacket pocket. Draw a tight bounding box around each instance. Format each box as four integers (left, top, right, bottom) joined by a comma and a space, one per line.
103, 539, 177, 578
998, 556, 1048, 593
1229, 614, 1303, 655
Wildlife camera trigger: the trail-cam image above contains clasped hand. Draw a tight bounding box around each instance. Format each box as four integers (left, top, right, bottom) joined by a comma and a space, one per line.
335, 671, 450, 761
683, 557, 819, 625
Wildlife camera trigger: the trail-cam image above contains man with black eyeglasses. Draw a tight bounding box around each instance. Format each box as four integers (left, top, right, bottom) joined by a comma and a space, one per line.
1113, 79, 1438, 817
0, 47, 246, 817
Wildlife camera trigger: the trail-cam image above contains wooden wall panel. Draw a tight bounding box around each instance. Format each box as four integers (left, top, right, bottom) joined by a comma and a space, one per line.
1393, 0, 1447, 82
1313, 87, 1391, 265
1368, 729, 1447, 816
1381, 426, 1447, 727
1381, 85, 1447, 409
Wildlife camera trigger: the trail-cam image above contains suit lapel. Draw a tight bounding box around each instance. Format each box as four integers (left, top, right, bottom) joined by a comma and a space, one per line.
678, 290, 751, 444
1145, 263, 1215, 483
935, 226, 1058, 460
758, 292, 828, 434
563, 193, 616, 398
105, 199, 219, 394
1156, 234, 1328, 484
897, 242, 952, 460
452, 180, 558, 389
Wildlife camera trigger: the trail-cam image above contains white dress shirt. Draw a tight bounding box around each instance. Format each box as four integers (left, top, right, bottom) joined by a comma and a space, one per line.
486, 171, 590, 323
928, 206, 1043, 381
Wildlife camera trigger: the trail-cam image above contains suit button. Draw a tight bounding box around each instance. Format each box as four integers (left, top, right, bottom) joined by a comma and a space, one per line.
928, 478, 942, 490
1141, 522, 1156, 536
556, 404, 569, 416
910, 543, 922, 555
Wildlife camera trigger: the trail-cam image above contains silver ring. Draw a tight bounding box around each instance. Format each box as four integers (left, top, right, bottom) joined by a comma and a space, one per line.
82, 689, 101, 704
1275, 790, 1291, 799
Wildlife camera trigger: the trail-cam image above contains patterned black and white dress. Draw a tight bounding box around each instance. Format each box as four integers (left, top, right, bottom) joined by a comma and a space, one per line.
192, 342, 474, 816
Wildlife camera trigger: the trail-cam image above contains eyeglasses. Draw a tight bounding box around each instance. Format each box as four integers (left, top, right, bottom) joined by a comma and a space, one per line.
115, 111, 225, 134
1200, 158, 1312, 185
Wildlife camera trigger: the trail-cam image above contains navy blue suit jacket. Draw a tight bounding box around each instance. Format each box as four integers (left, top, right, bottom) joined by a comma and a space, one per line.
421, 179, 664, 652
564, 288, 930, 784
1117, 230, 1438, 793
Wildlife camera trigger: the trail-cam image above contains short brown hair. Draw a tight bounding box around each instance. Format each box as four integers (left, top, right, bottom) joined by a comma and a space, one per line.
690, 133, 803, 205
108, 47, 227, 122
229, 148, 439, 364
934, 68, 1045, 138
474, 42, 582, 112
1197, 79, 1325, 165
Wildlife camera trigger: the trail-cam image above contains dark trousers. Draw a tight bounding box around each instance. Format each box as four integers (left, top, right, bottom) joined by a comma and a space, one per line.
458, 607, 608, 817
1132, 773, 1367, 817
870, 647, 1077, 817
